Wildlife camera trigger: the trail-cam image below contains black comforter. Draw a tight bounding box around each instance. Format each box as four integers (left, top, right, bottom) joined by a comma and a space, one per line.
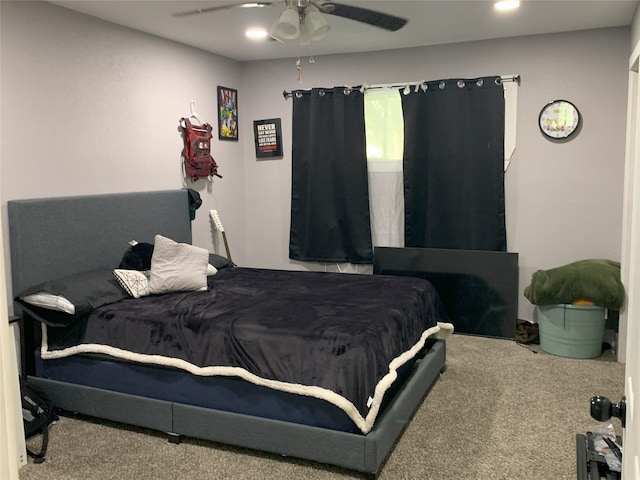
42, 268, 450, 433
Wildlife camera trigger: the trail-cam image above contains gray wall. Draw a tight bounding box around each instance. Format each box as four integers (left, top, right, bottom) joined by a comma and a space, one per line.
1, 1, 631, 322
0, 0, 247, 288
240, 29, 630, 321
632, 1, 640, 50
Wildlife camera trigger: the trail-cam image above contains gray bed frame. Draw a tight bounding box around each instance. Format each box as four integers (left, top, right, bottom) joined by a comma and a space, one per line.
8, 189, 446, 478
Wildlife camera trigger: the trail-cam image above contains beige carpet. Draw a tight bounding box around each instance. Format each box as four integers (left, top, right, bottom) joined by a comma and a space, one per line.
19, 334, 625, 480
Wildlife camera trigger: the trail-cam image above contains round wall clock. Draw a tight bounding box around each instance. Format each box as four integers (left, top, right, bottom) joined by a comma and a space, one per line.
538, 99, 580, 140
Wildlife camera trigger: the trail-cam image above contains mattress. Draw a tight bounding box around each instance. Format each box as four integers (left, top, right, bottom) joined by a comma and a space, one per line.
28, 267, 451, 434
34, 339, 433, 433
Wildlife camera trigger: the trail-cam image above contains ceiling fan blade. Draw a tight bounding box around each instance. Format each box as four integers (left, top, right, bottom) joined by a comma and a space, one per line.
172, 2, 275, 18
321, 2, 408, 31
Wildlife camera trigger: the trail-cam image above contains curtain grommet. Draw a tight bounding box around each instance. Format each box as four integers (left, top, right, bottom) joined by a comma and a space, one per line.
439, 81, 446, 90
495, 77, 503, 86
457, 80, 465, 88
319, 90, 326, 96
295, 91, 303, 98
476, 79, 484, 87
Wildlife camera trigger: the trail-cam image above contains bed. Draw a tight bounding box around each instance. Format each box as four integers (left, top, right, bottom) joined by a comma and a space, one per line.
8, 189, 452, 478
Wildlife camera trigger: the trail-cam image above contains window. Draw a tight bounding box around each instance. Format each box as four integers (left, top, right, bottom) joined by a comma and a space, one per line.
364, 79, 518, 250
365, 89, 405, 247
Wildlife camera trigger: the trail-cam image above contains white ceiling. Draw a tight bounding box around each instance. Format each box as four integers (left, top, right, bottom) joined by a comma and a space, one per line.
49, 1, 639, 62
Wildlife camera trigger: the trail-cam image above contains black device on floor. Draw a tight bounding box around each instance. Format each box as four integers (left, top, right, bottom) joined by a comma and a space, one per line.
576, 432, 622, 480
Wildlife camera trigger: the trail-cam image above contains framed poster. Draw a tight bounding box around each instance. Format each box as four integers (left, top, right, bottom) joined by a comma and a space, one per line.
253, 118, 283, 158
217, 86, 238, 141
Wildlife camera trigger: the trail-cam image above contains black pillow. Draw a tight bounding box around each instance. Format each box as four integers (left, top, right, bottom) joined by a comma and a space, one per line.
119, 243, 154, 270
120, 245, 233, 271
209, 253, 235, 269
17, 268, 128, 327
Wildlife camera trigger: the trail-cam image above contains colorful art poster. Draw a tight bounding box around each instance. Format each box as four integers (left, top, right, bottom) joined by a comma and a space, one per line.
217, 86, 238, 141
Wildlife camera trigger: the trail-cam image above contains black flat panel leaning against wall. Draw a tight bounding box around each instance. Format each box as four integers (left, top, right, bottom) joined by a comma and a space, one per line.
374, 247, 518, 339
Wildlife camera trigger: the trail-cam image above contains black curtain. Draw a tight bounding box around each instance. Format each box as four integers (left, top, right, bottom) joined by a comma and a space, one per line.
402, 76, 506, 251
289, 87, 373, 263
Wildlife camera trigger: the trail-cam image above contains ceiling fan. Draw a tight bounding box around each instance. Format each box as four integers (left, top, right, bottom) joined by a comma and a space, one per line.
172, 1, 408, 45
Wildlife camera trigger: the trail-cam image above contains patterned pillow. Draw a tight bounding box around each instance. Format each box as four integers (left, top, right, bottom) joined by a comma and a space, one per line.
113, 269, 151, 298
115, 265, 215, 299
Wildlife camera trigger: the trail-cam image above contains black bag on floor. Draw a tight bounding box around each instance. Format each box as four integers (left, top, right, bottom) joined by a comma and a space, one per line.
515, 318, 539, 345
20, 377, 56, 463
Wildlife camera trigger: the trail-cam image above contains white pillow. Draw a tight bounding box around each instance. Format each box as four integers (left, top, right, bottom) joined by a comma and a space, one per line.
113, 269, 151, 299
148, 235, 209, 294
115, 263, 216, 299
20, 292, 75, 314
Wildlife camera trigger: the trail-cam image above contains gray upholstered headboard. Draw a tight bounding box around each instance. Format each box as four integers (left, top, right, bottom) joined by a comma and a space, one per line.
8, 189, 192, 299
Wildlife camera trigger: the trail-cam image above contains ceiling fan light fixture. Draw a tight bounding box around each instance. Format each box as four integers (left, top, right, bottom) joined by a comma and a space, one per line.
304, 8, 331, 41
298, 23, 312, 46
271, 6, 300, 41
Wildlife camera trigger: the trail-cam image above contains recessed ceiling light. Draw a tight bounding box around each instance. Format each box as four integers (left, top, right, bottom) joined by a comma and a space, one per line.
494, 1, 520, 11
246, 28, 269, 40
238, 2, 271, 8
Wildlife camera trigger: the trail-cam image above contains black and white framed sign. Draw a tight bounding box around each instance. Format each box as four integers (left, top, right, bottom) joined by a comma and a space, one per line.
253, 118, 283, 158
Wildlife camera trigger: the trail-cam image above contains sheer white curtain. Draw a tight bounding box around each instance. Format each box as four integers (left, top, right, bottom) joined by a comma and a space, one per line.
503, 79, 518, 171
365, 89, 404, 248
0, 218, 26, 478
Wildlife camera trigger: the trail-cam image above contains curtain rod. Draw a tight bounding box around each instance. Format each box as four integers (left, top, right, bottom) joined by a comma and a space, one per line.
283, 74, 520, 99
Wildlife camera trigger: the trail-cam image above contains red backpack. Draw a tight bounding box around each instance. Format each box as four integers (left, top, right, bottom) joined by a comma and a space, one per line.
179, 118, 222, 181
